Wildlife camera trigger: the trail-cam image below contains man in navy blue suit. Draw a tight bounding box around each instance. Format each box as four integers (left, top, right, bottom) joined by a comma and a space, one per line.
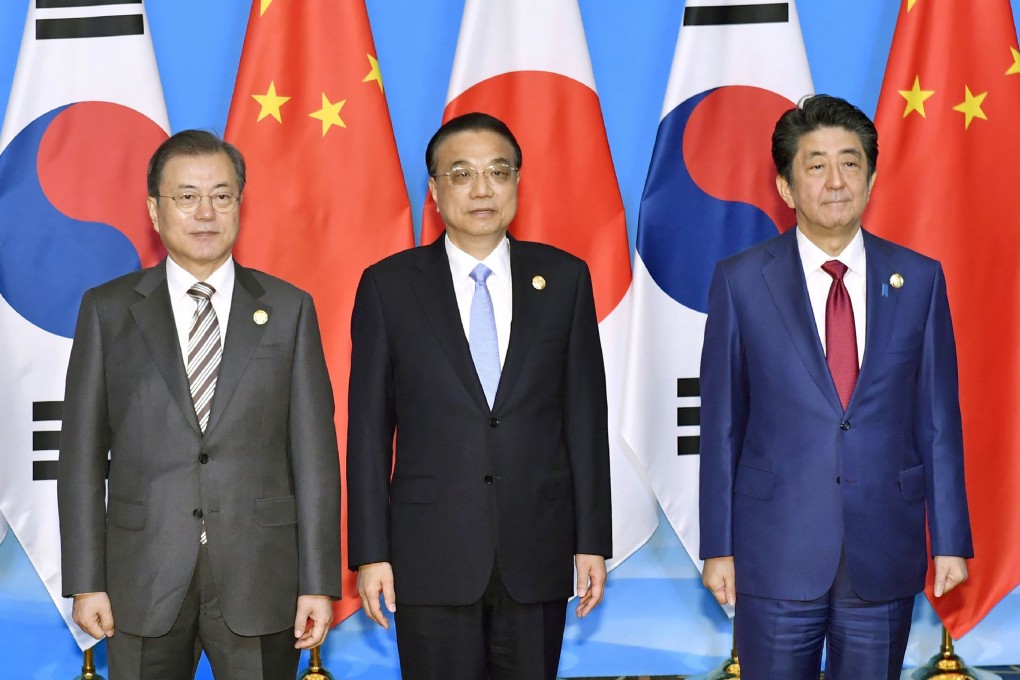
699, 95, 973, 679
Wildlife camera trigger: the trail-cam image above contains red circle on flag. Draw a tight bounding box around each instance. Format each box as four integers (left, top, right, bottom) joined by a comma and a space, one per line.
423, 71, 631, 322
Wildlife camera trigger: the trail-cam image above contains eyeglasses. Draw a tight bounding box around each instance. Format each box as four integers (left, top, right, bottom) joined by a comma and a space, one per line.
433, 163, 517, 188
159, 192, 240, 214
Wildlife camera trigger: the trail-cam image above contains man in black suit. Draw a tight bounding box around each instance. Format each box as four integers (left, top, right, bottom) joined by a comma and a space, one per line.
58, 130, 341, 680
347, 112, 612, 679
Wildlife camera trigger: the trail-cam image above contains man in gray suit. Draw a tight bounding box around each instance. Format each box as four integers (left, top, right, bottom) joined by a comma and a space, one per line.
58, 130, 341, 680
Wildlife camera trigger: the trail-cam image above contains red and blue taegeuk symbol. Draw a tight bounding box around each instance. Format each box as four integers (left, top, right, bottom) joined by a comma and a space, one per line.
637, 86, 797, 313
0, 101, 166, 337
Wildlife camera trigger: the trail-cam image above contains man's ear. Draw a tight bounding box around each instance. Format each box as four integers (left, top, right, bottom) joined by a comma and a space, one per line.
776, 174, 795, 210
428, 176, 439, 210
147, 196, 160, 234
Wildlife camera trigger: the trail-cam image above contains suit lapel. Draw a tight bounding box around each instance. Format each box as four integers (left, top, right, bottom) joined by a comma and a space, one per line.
851, 231, 900, 409
205, 264, 268, 435
131, 262, 202, 434
413, 238, 491, 411
494, 240, 546, 409
761, 230, 844, 414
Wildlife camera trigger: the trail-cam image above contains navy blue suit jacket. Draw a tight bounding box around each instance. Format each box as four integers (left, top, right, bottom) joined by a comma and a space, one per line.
699, 228, 972, 602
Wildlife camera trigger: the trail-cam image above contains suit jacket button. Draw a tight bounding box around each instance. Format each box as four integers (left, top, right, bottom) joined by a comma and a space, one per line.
193, 508, 203, 519
489, 417, 500, 428
484, 475, 493, 485
199, 453, 209, 464
840, 421, 851, 431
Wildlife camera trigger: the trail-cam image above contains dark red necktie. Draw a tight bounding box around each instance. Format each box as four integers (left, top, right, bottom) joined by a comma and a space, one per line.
821, 260, 858, 410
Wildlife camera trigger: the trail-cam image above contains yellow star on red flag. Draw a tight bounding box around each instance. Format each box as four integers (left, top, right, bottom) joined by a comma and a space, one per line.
309, 94, 347, 137
952, 85, 988, 129
260, 0, 273, 16
252, 81, 290, 123
1007, 46, 1020, 76
363, 54, 384, 93
898, 75, 935, 118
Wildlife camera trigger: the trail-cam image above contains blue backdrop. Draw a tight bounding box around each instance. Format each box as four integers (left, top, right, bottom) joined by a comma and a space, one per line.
2, 1, 1019, 677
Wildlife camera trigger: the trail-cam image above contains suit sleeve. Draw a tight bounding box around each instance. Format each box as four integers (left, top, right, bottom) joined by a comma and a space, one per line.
58, 290, 112, 597
564, 262, 613, 557
288, 293, 342, 597
346, 268, 397, 568
917, 264, 973, 557
698, 263, 749, 560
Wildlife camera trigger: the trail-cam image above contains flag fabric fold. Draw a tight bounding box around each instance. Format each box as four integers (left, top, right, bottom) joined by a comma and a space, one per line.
868, 0, 1020, 639
622, 0, 813, 579
224, 0, 414, 624
422, 0, 659, 569
0, 0, 169, 650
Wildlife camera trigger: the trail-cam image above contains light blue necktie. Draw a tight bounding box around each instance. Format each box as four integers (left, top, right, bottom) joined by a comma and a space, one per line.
469, 264, 501, 408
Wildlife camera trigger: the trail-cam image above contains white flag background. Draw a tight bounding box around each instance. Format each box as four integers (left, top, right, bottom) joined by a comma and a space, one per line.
623, 0, 814, 580
0, 0, 168, 650
422, 0, 661, 569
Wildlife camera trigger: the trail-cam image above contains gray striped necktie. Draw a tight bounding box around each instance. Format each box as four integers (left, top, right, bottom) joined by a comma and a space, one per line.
187, 283, 219, 546
187, 282, 221, 433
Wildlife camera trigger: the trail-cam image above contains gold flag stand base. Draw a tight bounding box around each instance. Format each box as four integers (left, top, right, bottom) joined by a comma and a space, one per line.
73, 647, 105, 680
705, 648, 740, 679
911, 626, 979, 680
297, 646, 335, 680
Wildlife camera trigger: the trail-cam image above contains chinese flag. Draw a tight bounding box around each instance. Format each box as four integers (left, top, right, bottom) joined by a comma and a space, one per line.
867, 0, 1020, 638
226, 0, 413, 623
422, 0, 660, 569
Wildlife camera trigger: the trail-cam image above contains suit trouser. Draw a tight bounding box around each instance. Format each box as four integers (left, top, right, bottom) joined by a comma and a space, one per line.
106, 544, 299, 680
734, 549, 914, 680
393, 560, 568, 680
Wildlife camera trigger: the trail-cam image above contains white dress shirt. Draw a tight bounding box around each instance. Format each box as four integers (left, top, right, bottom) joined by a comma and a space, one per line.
166, 256, 235, 364
445, 235, 512, 368
796, 227, 866, 366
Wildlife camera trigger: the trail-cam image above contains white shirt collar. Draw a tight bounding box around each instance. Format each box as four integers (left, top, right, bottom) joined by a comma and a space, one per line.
796, 227, 866, 276
445, 235, 511, 282
166, 256, 236, 301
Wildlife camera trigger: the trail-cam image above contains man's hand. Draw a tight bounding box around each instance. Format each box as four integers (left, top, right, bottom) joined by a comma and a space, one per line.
357, 562, 396, 629
294, 595, 334, 649
72, 592, 115, 639
933, 555, 968, 597
575, 554, 607, 618
702, 556, 736, 606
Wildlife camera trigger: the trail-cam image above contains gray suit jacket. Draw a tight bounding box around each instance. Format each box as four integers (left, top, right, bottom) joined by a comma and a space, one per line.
58, 260, 341, 637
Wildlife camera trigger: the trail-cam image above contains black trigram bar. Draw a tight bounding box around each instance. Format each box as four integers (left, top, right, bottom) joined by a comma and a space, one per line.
33, 459, 110, 481
38, 0, 141, 8
37, 14, 143, 40
33, 430, 61, 451
684, 3, 788, 26
677, 377, 700, 398
677, 377, 701, 455
677, 407, 700, 427
33, 460, 60, 481
33, 400, 63, 421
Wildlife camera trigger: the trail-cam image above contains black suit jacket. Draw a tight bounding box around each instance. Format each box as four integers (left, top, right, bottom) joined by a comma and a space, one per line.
58, 260, 341, 637
347, 236, 612, 606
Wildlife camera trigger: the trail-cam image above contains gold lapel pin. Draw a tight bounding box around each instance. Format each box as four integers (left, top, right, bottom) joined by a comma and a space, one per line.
253, 309, 269, 325
532, 275, 546, 290
889, 273, 904, 289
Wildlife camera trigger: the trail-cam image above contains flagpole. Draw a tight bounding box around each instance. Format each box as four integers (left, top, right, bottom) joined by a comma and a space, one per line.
73, 647, 104, 680
911, 625, 978, 679
297, 646, 335, 680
